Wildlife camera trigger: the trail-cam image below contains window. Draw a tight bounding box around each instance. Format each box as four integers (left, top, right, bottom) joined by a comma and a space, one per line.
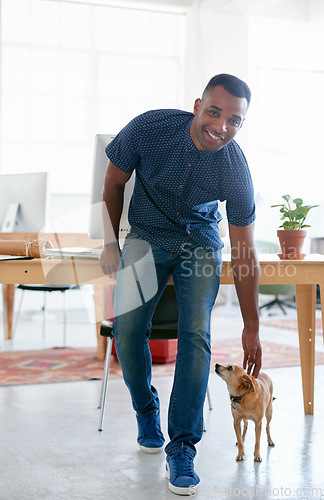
249, 19, 324, 204
0, 0, 186, 193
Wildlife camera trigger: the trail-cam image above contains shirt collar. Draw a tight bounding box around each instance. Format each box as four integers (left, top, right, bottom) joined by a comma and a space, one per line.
184, 116, 199, 152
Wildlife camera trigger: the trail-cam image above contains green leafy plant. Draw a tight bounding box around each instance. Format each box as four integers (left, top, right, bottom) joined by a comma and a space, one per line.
271, 195, 319, 230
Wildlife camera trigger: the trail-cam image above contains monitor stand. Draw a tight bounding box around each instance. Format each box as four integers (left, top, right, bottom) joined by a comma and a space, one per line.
0, 202, 20, 232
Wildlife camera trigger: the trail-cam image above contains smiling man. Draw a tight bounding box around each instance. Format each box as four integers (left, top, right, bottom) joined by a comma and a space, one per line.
100, 73, 261, 496
191, 82, 248, 151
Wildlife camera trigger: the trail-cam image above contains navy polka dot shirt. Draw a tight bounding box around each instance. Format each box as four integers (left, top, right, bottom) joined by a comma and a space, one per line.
105, 109, 256, 253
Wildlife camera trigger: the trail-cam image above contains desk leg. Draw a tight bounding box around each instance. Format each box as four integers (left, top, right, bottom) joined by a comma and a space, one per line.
295, 284, 316, 415
93, 285, 107, 361
320, 284, 324, 345
2, 284, 15, 340
93, 285, 114, 361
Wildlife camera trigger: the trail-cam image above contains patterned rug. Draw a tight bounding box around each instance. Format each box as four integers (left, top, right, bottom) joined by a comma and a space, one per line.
1, 340, 324, 386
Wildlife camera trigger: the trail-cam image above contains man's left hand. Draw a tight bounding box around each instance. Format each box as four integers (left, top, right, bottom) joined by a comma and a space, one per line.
242, 327, 262, 378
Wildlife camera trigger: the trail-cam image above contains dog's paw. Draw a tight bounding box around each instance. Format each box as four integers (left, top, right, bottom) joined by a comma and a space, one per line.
268, 441, 275, 447
254, 455, 262, 462
236, 454, 244, 461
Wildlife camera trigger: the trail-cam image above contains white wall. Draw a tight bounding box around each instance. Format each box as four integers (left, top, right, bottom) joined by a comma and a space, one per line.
182, 1, 324, 243
183, 6, 250, 107
2, 0, 324, 236
46, 3, 253, 234
247, 17, 324, 240
183, 3, 251, 160
27, 0, 324, 241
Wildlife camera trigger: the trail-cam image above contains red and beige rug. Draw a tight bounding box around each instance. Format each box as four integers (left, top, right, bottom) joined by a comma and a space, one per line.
1, 338, 324, 386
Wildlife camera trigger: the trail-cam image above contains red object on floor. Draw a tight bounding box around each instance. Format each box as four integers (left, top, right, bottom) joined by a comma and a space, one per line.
149, 339, 177, 363
112, 339, 177, 364
107, 286, 177, 364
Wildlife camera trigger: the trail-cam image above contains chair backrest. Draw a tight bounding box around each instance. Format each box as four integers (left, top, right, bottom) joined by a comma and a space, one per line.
152, 286, 178, 325
100, 285, 179, 342
111, 284, 178, 325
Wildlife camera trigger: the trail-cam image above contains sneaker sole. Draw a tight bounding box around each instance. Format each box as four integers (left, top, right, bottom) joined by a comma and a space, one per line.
138, 444, 164, 454
165, 462, 200, 496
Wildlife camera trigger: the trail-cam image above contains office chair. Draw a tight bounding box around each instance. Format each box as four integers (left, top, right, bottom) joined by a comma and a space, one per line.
13, 284, 80, 345
97, 285, 212, 431
255, 240, 296, 315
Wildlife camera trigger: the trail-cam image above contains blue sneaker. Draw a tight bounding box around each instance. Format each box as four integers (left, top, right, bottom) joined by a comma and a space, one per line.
166, 444, 200, 495
136, 409, 165, 453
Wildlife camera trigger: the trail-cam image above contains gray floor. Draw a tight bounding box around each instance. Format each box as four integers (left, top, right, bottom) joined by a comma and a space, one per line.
1, 290, 324, 500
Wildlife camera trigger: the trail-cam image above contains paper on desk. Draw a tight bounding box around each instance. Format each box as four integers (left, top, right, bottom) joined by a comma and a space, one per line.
43, 247, 102, 260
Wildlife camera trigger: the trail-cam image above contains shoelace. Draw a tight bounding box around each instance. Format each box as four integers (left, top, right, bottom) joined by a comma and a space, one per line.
170, 447, 195, 477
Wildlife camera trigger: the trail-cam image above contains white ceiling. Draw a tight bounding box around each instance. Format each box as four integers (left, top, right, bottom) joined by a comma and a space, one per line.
198, 0, 324, 21
69, 0, 324, 21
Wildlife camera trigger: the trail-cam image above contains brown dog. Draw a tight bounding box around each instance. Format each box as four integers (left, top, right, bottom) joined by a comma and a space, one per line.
215, 363, 275, 462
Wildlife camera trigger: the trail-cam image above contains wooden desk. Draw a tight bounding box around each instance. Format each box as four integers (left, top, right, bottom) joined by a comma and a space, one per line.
1, 253, 324, 415
0, 232, 107, 360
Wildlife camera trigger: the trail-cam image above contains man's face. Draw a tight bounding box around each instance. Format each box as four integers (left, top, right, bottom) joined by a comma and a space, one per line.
190, 85, 248, 152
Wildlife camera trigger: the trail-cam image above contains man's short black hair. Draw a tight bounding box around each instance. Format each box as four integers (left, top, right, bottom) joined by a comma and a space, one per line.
202, 74, 251, 106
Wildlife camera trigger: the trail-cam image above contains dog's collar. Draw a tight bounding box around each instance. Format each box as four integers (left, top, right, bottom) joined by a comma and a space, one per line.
230, 391, 250, 405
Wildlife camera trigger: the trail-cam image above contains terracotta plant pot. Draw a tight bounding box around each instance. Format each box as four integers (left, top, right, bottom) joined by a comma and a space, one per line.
277, 229, 307, 259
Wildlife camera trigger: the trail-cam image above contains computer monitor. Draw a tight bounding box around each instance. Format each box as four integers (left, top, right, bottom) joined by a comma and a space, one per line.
0, 172, 49, 232
88, 134, 135, 241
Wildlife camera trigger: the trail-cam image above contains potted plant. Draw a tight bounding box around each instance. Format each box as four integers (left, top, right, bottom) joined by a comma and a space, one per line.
271, 195, 319, 259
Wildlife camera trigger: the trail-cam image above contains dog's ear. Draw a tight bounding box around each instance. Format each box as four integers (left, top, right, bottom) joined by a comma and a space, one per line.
241, 374, 255, 392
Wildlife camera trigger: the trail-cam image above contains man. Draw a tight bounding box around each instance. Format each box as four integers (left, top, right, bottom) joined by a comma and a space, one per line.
100, 73, 261, 496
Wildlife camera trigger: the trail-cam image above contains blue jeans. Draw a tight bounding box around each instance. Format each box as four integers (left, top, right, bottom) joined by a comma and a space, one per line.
112, 232, 222, 454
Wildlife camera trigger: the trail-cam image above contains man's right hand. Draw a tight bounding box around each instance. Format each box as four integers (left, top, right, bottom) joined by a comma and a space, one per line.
100, 242, 121, 278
